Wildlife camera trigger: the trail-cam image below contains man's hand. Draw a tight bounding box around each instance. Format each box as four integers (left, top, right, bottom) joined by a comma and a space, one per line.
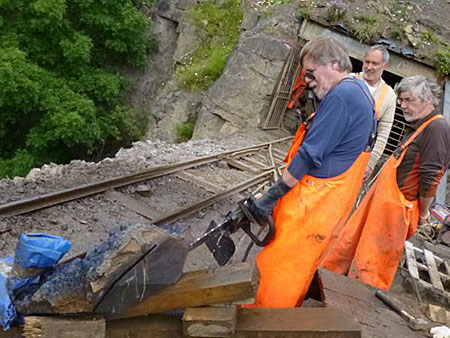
248, 178, 292, 221
363, 166, 373, 181
418, 210, 430, 226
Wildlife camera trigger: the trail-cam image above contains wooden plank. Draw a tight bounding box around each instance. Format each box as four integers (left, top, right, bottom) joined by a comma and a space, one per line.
444, 260, 450, 276
320, 269, 427, 338
413, 245, 445, 264
106, 314, 183, 338
252, 152, 269, 164
104, 189, 162, 220
182, 306, 237, 337
270, 147, 286, 158
111, 262, 258, 320
415, 261, 450, 282
225, 158, 260, 174
107, 307, 361, 338
235, 308, 361, 338
23, 316, 105, 338
175, 171, 221, 193
424, 241, 450, 262
404, 241, 420, 280
239, 156, 271, 170
424, 249, 445, 291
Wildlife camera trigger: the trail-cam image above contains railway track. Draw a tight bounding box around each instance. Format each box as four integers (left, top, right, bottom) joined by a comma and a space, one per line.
0, 137, 293, 261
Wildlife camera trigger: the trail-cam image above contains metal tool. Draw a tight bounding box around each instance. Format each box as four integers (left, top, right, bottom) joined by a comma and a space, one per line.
189, 196, 275, 266
375, 290, 428, 331
93, 196, 275, 314
430, 203, 450, 245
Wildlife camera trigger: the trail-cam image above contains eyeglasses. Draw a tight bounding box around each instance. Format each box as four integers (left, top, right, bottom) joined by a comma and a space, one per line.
397, 96, 418, 105
304, 70, 316, 81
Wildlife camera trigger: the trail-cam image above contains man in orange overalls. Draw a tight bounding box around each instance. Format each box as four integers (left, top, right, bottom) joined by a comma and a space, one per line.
321, 76, 450, 290
246, 36, 377, 307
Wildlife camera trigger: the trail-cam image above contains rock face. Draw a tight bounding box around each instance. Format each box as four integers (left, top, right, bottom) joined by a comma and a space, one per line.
192, 1, 300, 139
131, 0, 301, 142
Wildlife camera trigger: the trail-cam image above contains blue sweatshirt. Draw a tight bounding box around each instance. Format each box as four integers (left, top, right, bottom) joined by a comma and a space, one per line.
287, 78, 374, 180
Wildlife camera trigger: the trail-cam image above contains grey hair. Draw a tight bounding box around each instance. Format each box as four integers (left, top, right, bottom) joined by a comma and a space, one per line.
366, 45, 389, 64
396, 76, 442, 107
300, 36, 352, 73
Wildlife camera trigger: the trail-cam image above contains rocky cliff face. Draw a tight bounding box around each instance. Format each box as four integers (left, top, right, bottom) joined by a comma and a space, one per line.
130, 0, 302, 142
130, 0, 450, 143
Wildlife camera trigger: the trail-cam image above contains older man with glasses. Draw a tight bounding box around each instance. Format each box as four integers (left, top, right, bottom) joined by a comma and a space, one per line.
244, 36, 377, 308
322, 75, 450, 290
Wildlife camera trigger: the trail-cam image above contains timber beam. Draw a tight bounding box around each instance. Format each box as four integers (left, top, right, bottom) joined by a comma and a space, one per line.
109, 262, 258, 320
106, 307, 361, 338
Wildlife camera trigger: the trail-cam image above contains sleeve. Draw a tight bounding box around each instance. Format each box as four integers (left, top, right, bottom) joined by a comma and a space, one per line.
367, 88, 395, 170
418, 120, 450, 198
287, 93, 350, 180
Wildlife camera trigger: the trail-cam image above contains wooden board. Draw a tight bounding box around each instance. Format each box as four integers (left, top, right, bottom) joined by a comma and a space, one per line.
424, 248, 445, 291
235, 308, 360, 338
404, 241, 420, 280
107, 307, 360, 338
319, 268, 427, 338
106, 315, 183, 338
176, 171, 221, 193
402, 241, 450, 307
225, 158, 260, 174
109, 262, 258, 320
183, 306, 237, 337
22, 316, 105, 338
104, 190, 163, 220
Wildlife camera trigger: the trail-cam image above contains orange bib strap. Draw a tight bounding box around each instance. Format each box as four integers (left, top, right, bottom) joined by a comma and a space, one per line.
374, 84, 389, 120
321, 114, 444, 289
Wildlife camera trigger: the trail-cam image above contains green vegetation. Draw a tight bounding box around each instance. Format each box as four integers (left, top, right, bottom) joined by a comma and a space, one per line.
352, 14, 380, 43
0, 0, 152, 178
297, 0, 316, 20
175, 119, 196, 143
175, 0, 242, 91
325, 0, 348, 23
269, 0, 293, 4
436, 49, 450, 76
391, 0, 409, 21
422, 31, 441, 45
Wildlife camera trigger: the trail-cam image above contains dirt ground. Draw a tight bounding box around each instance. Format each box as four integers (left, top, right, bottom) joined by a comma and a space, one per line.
0, 127, 288, 260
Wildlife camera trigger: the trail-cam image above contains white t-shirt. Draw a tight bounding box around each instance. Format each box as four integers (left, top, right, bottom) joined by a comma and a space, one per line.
364, 81, 378, 96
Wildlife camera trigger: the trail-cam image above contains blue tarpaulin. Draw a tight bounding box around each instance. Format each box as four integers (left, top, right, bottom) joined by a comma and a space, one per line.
15, 233, 72, 269
0, 233, 71, 330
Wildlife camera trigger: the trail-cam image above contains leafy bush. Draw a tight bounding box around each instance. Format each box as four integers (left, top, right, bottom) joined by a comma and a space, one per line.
436, 49, 450, 76
297, 0, 315, 20
352, 14, 379, 43
175, 0, 242, 91
0, 0, 152, 178
175, 120, 196, 143
326, 0, 348, 23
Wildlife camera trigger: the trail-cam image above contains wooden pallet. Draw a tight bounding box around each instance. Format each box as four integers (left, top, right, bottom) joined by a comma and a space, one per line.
404, 241, 450, 302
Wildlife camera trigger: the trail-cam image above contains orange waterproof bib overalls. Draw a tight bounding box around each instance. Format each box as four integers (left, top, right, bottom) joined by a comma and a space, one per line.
321, 115, 444, 290
253, 83, 376, 307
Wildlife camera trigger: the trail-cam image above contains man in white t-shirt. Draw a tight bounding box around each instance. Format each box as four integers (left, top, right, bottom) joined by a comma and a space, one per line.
354, 45, 396, 180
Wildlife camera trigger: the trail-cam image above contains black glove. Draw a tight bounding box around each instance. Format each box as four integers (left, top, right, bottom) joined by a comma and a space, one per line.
248, 178, 292, 222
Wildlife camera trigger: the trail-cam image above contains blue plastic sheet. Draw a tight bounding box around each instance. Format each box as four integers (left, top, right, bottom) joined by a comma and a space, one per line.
0, 233, 72, 330
15, 233, 72, 269
0, 257, 15, 331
